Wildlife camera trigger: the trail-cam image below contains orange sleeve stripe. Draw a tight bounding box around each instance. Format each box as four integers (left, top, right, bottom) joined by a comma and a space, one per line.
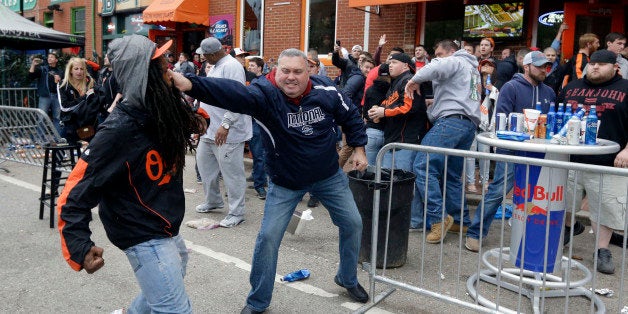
575, 54, 585, 79
57, 158, 89, 272
384, 96, 413, 117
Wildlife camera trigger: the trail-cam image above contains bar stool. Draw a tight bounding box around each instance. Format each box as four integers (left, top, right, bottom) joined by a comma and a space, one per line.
39, 143, 81, 228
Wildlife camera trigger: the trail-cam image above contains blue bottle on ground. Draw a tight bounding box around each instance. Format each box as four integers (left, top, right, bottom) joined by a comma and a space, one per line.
585, 105, 598, 145
281, 269, 311, 282
546, 102, 556, 139
555, 103, 565, 133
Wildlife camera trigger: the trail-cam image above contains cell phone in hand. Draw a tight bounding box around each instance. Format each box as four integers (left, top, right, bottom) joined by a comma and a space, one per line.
336, 40, 341, 46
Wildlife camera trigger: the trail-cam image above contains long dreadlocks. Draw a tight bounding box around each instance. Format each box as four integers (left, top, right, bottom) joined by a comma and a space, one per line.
144, 58, 204, 174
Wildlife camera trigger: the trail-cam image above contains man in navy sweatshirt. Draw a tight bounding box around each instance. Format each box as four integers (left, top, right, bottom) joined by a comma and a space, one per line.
464, 51, 555, 252
169, 48, 369, 314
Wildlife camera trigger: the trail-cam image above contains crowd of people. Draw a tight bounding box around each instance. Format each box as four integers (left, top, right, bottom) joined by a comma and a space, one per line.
20, 22, 626, 313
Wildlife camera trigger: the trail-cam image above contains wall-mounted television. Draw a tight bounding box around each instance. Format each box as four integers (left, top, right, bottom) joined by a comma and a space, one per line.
463, 2, 525, 39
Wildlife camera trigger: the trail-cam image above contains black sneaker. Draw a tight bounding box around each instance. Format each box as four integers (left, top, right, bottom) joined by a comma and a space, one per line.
255, 187, 267, 200
334, 275, 369, 303
596, 248, 615, 274
563, 221, 586, 246
307, 196, 319, 208
609, 232, 627, 248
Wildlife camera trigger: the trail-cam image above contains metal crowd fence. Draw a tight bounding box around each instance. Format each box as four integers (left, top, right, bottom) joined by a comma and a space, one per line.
0, 105, 64, 171
355, 142, 628, 314
0, 87, 38, 108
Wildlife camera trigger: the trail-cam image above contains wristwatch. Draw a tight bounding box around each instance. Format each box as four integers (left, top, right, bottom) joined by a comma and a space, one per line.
221, 122, 230, 130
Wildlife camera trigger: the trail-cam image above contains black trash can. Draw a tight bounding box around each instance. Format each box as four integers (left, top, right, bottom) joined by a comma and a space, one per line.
348, 169, 415, 268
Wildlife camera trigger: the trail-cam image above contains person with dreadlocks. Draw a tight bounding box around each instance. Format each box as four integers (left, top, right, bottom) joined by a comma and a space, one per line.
57, 35, 205, 313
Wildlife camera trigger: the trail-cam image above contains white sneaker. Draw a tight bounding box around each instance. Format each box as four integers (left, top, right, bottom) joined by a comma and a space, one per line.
195, 203, 224, 213
219, 214, 244, 228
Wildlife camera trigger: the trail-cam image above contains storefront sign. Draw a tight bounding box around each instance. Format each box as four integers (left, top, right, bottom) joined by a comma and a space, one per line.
538, 11, 563, 26
209, 14, 234, 48
2, 0, 36, 12
102, 0, 115, 16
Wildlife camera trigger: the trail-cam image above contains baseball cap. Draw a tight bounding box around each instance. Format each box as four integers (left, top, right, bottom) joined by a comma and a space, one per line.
479, 58, 496, 68
152, 39, 173, 60
388, 53, 416, 73
522, 51, 551, 66
233, 48, 250, 57
352, 45, 363, 52
307, 58, 319, 66
378, 63, 390, 76
196, 37, 222, 55
589, 49, 617, 64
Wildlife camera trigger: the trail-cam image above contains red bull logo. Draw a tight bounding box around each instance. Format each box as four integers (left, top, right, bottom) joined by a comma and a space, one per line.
513, 184, 564, 202
515, 203, 547, 216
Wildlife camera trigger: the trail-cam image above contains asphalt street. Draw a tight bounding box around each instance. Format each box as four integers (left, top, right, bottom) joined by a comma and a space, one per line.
0, 154, 626, 313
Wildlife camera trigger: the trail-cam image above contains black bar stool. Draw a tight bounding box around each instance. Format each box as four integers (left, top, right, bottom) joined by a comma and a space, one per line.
39, 143, 81, 228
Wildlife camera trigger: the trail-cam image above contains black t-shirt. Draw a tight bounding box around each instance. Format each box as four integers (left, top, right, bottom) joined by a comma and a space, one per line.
47, 66, 62, 94
558, 75, 628, 166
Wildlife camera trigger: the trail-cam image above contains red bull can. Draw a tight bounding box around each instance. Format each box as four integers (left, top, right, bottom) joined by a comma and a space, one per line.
511, 151, 568, 273
496, 113, 507, 131
508, 113, 523, 132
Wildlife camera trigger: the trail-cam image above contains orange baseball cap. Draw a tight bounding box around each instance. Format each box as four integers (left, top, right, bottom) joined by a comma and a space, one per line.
152, 39, 173, 60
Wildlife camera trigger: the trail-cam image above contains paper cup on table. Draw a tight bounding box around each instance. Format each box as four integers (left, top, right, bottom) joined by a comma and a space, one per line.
523, 109, 540, 135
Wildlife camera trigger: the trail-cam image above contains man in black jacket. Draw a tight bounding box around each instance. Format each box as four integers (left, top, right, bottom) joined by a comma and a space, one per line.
28, 52, 63, 133
58, 35, 203, 313
559, 49, 628, 274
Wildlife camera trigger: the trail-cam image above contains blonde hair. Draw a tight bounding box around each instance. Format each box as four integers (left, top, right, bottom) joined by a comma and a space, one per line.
60, 57, 94, 96
579, 33, 599, 49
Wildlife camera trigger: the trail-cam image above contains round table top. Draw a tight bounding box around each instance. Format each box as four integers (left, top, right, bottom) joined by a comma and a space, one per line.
476, 132, 620, 155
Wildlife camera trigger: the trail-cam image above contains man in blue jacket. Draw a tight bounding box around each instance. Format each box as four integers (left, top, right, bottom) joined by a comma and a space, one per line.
464, 51, 555, 252
170, 48, 369, 314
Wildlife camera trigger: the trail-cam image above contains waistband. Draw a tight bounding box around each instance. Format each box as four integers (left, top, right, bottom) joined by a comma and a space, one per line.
443, 114, 470, 121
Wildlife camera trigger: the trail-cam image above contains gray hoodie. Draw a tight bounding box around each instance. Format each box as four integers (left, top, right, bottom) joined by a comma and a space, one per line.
410, 49, 481, 126
107, 35, 155, 109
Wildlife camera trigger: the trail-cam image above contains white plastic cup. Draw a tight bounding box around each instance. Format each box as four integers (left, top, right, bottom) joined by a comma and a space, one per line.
523, 109, 541, 135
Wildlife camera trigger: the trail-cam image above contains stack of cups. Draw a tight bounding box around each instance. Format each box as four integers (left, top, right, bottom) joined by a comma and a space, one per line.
523, 109, 541, 137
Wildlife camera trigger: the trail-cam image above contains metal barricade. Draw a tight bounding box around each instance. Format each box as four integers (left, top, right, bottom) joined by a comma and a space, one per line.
0, 87, 38, 107
0, 105, 63, 171
355, 142, 628, 314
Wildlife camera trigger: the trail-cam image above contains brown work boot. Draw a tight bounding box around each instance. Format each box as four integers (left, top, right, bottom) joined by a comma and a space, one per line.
448, 223, 468, 234
465, 237, 480, 252
426, 215, 454, 243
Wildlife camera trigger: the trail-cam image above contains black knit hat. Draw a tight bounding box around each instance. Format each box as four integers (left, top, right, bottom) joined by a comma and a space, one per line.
389, 53, 415, 73
378, 63, 390, 76
590, 49, 617, 64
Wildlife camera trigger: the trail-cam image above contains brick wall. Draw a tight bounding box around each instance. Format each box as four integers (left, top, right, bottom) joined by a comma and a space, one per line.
22, 0, 102, 62
260, 0, 304, 62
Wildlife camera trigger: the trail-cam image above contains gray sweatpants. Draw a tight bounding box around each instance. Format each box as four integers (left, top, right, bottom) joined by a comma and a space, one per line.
196, 138, 247, 217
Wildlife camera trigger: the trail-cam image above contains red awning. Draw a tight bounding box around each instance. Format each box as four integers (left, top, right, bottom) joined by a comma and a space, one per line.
143, 0, 210, 26
348, 0, 435, 7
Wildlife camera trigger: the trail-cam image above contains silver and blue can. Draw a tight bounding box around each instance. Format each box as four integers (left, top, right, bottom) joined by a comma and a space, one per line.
496, 113, 507, 131
566, 117, 581, 145
508, 113, 523, 132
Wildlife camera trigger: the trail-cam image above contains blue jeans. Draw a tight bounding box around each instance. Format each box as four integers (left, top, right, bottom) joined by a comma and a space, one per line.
250, 121, 267, 189
365, 128, 384, 166
246, 168, 362, 311
39, 95, 61, 134
383, 149, 417, 172
413, 116, 476, 226
466, 161, 515, 240
125, 235, 192, 314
